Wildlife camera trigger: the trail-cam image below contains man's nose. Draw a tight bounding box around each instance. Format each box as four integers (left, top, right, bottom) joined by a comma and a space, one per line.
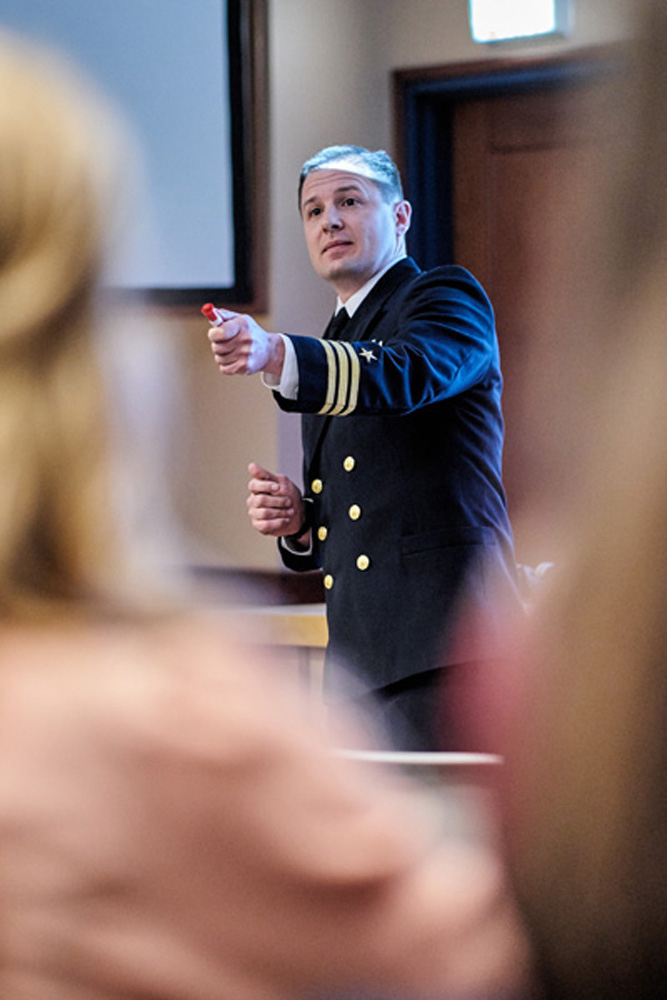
322, 206, 343, 230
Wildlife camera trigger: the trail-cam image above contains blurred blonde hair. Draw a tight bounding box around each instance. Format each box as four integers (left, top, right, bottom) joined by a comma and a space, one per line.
0, 32, 138, 619
505, 1, 667, 996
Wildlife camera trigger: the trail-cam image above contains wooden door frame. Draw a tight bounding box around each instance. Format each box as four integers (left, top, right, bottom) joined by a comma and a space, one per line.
392, 47, 620, 269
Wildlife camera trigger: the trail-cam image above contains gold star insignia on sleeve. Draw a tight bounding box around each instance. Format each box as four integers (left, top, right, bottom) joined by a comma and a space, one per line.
359, 348, 377, 362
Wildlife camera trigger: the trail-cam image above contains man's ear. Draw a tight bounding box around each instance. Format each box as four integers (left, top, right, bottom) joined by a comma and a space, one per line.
395, 199, 412, 236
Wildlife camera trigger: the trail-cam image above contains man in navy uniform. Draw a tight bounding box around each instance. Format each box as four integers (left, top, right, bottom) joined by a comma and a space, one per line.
207, 145, 517, 751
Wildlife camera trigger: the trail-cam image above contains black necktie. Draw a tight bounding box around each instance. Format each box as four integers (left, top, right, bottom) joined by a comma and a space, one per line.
325, 308, 350, 340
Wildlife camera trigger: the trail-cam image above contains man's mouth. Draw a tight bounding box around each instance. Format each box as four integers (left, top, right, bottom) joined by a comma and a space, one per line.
323, 240, 352, 254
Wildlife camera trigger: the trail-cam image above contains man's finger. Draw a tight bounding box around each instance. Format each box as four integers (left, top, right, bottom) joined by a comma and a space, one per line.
208, 321, 238, 343
252, 501, 294, 519
250, 497, 289, 514
251, 515, 293, 536
249, 477, 281, 496
248, 462, 281, 488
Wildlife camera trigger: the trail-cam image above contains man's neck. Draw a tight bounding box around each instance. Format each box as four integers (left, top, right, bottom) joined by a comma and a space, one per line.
335, 253, 406, 317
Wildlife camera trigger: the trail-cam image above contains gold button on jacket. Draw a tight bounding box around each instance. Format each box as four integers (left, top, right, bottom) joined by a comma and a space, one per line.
356, 554, 370, 571
348, 504, 361, 521
343, 456, 356, 472
311, 478, 323, 494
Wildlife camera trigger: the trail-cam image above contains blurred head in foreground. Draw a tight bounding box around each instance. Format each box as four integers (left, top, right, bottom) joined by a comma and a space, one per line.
504, 1, 667, 997
0, 31, 176, 620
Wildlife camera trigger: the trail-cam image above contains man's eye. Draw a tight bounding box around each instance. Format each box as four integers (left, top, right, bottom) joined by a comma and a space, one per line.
308, 207, 322, 218
342, 197, 358, 207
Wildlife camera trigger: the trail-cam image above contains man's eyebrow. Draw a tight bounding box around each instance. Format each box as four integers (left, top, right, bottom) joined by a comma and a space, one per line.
302, 184, 365, 208
334, 184, 365, 195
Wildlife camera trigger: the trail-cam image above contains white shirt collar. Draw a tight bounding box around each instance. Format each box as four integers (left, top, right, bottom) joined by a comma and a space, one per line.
335, 253, 406, 318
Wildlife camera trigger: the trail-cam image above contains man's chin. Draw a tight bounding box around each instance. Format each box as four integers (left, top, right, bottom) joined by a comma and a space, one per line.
321, 259, 360, 282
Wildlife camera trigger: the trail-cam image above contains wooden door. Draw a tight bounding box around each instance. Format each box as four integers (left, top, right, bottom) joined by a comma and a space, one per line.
395, 54, 617, 556
452, 88, 596, 528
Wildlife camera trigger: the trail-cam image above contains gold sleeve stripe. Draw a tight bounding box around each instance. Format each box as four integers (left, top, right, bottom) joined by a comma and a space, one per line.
338, 342, 360, 415
330, 342, 351, 415
317, 340, 362, 416
319, 340, 338, 414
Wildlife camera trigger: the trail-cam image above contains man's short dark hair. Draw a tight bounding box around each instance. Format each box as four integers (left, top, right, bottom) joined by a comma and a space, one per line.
298, 144, 404, 210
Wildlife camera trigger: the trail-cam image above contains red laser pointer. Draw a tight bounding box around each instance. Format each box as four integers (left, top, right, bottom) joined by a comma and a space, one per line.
201, 302, 227, 327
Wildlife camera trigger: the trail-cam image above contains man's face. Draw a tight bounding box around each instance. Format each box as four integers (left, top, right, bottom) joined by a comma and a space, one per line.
300, 169, 411, 300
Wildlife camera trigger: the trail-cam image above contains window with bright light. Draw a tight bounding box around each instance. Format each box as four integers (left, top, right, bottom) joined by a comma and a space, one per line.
469, 0, 570, 43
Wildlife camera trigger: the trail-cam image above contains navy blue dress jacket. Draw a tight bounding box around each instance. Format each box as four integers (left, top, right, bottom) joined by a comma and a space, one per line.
276, 258, 517, 698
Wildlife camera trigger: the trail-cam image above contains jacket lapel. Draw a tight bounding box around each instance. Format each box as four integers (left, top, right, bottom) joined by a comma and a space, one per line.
344, 257, 421, 342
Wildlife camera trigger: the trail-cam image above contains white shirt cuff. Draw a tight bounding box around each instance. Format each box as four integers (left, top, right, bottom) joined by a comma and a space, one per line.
280, 534, 313, 556
261, 335, 298, 399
